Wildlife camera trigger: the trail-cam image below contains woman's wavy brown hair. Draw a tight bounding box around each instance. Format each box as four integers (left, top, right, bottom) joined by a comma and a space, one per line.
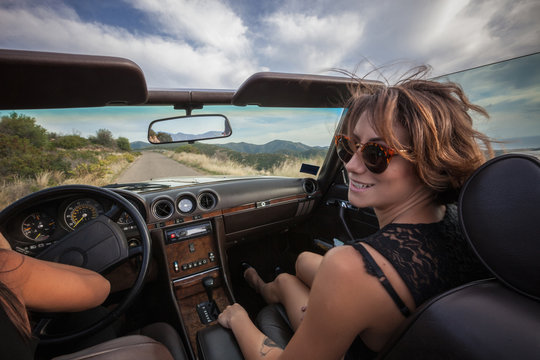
0, 250, 32, 341
342, 66, 493, 203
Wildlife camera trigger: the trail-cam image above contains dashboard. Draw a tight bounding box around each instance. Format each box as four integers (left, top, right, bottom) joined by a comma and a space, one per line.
1, 177, 319, 258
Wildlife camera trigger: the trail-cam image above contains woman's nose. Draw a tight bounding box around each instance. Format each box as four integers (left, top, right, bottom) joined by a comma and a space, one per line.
345, 151, 368, 174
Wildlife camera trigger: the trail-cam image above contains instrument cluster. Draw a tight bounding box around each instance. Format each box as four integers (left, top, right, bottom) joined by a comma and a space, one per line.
6, 194, 143, 256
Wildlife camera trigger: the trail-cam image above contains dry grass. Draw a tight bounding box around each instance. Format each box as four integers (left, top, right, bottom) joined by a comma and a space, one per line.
0, 152, 138, 210
164, 150, 324, 178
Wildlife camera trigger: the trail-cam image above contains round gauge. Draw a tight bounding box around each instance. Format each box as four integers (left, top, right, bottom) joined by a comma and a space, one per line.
64, 198, 104, 230
177, 197, 195, 214
21, 212, 56, 241
117, 212, 133, 226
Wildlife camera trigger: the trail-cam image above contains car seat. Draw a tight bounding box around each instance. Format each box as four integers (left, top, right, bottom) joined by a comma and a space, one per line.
52, 322, 188, 360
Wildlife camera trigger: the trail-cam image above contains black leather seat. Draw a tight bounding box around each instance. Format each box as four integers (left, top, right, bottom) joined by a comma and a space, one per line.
378, 153, 540, 359
53, 322, 188, 360
255, 154, 540, 359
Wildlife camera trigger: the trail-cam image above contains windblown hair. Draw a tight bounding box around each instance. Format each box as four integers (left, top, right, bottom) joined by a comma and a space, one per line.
342, 66, 493, 203
0, 250, 32, 341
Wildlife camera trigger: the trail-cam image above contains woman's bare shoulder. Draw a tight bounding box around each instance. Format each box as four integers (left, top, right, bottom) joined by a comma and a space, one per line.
321, 245, 367, 276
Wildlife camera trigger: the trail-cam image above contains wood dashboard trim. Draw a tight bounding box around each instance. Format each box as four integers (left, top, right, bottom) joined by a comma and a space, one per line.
147, 193, 308, 229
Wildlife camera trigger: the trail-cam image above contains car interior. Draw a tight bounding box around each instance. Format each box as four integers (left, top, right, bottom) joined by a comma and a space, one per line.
0, 49, 538, 359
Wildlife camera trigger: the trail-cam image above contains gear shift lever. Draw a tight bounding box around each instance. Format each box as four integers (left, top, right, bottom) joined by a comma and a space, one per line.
203, 276, 215, 302
197, 276, 219, 324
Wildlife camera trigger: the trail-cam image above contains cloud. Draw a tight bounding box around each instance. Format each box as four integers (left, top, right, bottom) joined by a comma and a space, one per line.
258, 12, 365, 72
127, 0, 251, 57
0, 1, 260, 88
0, 0, 539, 89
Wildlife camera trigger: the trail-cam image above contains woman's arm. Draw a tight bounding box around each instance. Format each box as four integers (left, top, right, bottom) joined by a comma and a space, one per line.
0, 241, 110, 312
0, 232, 11, 249
219, 303, 283, 359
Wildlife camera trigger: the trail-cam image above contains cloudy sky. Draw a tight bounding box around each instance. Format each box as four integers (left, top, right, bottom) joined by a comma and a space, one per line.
1, 0, 539, 89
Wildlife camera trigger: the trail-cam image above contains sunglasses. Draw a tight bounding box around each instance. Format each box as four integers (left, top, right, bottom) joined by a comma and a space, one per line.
334, 135, 404, 174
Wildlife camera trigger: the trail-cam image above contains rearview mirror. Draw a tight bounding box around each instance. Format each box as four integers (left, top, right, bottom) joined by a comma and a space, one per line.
148, 114, 232, 144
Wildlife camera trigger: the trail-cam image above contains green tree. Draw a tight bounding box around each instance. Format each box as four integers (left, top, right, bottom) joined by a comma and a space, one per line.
0, 113, 48, 148
116, 137, 131, 151
90, 128, 115, 147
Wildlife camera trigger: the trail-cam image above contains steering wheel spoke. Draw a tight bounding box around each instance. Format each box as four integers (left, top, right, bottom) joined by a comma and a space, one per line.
105, 203, 123, 221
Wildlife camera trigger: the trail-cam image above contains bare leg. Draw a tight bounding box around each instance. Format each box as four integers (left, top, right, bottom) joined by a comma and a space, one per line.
244, 268, 309, 331
295, 251, 323, 289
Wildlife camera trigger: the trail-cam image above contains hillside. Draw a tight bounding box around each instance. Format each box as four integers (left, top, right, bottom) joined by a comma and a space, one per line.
131, 139, 328, 155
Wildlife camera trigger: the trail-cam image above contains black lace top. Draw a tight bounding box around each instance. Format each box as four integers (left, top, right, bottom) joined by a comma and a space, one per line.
356, 204, 489, 307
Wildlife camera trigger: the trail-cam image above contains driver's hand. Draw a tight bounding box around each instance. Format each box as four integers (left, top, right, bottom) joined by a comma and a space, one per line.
0, 232, 11, 250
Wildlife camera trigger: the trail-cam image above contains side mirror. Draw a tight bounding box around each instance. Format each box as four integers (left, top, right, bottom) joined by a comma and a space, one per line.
148, 114, 232, 144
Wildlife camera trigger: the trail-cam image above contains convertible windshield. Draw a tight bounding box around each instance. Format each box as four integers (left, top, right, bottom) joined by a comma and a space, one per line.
0, 105, 343, 207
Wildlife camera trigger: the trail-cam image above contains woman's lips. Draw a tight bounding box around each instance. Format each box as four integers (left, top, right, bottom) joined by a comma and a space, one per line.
350, 180, 374, 192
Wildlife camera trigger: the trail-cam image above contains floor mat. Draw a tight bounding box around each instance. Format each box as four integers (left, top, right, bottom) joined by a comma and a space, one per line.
226, 231, 303, 319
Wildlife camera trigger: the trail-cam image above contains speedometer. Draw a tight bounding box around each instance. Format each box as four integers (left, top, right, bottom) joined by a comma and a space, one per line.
64, 198, 104, 230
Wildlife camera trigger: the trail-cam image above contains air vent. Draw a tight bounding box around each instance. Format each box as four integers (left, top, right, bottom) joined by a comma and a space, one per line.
198, 192, 217, 210
151, 198, 174, 219
303, 179, 318, 195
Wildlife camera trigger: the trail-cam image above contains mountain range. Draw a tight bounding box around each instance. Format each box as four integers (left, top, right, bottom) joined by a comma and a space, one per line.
130, 139, 328, 154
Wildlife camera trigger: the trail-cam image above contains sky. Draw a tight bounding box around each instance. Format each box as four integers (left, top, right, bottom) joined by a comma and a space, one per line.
0, 0, 539, 145
0, 0, 539, 89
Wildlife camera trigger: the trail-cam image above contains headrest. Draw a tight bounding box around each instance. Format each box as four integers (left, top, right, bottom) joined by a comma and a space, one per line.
459, 154, 540, 300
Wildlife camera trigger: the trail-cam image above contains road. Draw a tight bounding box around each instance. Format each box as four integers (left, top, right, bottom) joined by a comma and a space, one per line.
116, 151, 202, 182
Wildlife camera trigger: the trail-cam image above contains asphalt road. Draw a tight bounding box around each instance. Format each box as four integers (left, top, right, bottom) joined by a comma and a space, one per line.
116, 151, 202, 182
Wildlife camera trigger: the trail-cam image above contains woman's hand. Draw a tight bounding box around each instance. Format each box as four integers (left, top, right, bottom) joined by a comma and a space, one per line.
218, 303, 249, 329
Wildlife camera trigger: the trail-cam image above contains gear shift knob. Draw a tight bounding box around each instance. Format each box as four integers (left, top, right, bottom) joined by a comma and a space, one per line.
202, 276, 215, 302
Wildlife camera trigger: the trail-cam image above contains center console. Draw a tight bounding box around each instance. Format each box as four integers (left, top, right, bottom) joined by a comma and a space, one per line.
162, 220, 232, 353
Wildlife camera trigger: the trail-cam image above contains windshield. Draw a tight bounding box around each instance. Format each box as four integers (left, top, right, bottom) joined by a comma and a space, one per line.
0, 105, 343, 207
441, 52, 540, 158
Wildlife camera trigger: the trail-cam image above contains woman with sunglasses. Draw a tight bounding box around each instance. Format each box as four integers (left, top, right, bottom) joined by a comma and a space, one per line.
218, 69, 492, 360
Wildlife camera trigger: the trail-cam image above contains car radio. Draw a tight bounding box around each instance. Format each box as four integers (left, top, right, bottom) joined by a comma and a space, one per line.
165, 221, 212, 244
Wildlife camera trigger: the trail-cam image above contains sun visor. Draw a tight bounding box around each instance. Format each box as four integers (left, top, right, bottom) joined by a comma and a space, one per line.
232, 72, 381, 108
0, 49, 148, 109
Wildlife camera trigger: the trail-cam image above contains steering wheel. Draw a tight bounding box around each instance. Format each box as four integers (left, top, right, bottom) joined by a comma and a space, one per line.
0, 184, 151, 345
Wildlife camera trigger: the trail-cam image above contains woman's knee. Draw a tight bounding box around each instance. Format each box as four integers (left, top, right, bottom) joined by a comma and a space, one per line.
295, 251, 322, 283
273, 272, 296, 289
295, 251, 314, 274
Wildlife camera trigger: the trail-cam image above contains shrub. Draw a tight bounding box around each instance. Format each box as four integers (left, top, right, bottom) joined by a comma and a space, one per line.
54, 134, 89, 149
175, 144, 201, 154
117, 137, 131, 151
0, 113, 48, 148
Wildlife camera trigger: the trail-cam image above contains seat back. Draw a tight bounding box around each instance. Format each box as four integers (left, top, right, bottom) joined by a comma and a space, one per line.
379, 154, 540, 359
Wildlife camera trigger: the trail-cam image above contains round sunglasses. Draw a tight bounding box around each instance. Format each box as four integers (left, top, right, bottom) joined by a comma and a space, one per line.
334, 135, 404, 174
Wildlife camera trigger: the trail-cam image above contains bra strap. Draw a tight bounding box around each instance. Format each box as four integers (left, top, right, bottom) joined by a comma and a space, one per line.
352, 242, 411, 317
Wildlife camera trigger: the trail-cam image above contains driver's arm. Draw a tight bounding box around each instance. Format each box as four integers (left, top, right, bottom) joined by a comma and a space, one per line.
0, 238, 110, 312
0, 232, 11, 249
